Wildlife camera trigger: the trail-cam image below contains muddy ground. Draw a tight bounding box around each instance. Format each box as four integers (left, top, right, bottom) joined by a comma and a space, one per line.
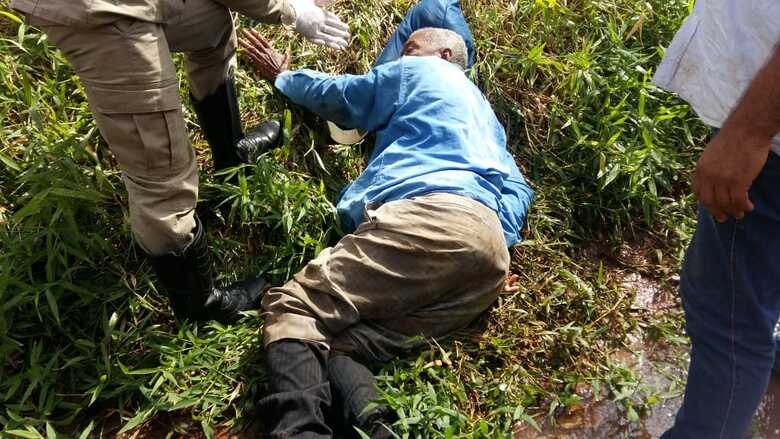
514, 265, 780, 439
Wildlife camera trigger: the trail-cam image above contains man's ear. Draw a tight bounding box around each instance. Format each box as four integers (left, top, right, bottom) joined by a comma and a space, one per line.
440, 48, 453, 62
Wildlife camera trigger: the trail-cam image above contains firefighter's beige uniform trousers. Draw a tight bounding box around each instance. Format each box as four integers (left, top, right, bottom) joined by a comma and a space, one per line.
262, 193, 511, 362
12, 0, 289, 255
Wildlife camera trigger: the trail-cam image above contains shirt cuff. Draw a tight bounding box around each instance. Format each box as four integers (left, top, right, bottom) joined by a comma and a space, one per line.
274, 71, 294, 92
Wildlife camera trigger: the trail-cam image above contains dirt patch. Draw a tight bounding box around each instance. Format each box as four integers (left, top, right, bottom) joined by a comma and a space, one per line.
117, 412, 261, 439
0, 6, 20, 37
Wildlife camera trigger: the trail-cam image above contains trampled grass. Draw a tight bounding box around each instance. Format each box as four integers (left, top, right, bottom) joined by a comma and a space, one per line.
1, 0, 706, 437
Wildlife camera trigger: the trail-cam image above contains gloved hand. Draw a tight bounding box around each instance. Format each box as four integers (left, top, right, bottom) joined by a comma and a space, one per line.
287, 0, 350, 50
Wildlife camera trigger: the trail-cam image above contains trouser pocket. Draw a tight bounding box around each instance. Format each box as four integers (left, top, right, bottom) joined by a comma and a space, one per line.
94, 109, 193, 179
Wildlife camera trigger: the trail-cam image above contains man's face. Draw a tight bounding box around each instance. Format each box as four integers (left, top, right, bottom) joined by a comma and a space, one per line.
402, 32, 452, 62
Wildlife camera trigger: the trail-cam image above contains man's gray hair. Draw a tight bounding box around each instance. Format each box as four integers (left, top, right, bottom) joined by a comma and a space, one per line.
409, 27, 468, 70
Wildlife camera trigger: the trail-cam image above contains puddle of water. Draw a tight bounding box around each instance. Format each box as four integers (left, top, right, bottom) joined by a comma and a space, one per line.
512, 393, 680, 439
514, 358, 780, 439
514, 267, 780, 439
618, 271, 676, 313
512, 341, 682, 439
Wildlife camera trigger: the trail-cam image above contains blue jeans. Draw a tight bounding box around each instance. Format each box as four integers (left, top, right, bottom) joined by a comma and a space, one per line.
663, 153, 780, 438
776, 336, 780, 374
374, 0, 475, 68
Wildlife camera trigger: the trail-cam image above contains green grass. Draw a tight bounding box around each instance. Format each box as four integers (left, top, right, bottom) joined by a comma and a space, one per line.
1, 0, 704, 437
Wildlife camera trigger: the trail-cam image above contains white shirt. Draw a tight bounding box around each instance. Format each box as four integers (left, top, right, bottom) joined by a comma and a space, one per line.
653, 0, 780, 155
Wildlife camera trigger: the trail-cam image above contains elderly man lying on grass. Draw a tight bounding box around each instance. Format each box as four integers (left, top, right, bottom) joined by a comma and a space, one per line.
240, 18, 533, 438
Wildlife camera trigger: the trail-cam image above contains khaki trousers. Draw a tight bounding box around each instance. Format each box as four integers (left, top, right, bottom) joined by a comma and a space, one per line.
261, 193, 510, 362
30, 0, 279, 255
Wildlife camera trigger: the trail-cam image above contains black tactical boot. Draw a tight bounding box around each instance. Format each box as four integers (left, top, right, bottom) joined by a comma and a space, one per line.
191, 76, 281, 171
236, 120, 281, 164
149, 217, 265, 323
329, 354, 396, 438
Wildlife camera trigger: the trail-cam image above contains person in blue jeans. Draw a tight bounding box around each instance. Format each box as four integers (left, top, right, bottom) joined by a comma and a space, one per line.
653, 0, 780, 437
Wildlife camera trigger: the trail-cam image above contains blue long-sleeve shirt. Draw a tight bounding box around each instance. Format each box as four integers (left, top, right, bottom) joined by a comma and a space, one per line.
274, 56, 533, 247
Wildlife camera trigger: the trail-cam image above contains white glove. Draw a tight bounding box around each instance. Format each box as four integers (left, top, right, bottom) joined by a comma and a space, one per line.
287, 0, 350, 50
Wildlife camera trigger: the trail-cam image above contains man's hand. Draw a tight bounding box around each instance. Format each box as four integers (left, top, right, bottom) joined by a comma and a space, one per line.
239, 29, 291, 83
691, 45, 780, 223
288, 0, 350, 50
693, 127, 771, 222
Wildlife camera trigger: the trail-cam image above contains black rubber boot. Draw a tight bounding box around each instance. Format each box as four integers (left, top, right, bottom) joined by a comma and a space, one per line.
236, 120, 281, 164
258, 340, 333, 438
191, 76, 281, 171
329, 354, 396, 438
149, 217, 265, 324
